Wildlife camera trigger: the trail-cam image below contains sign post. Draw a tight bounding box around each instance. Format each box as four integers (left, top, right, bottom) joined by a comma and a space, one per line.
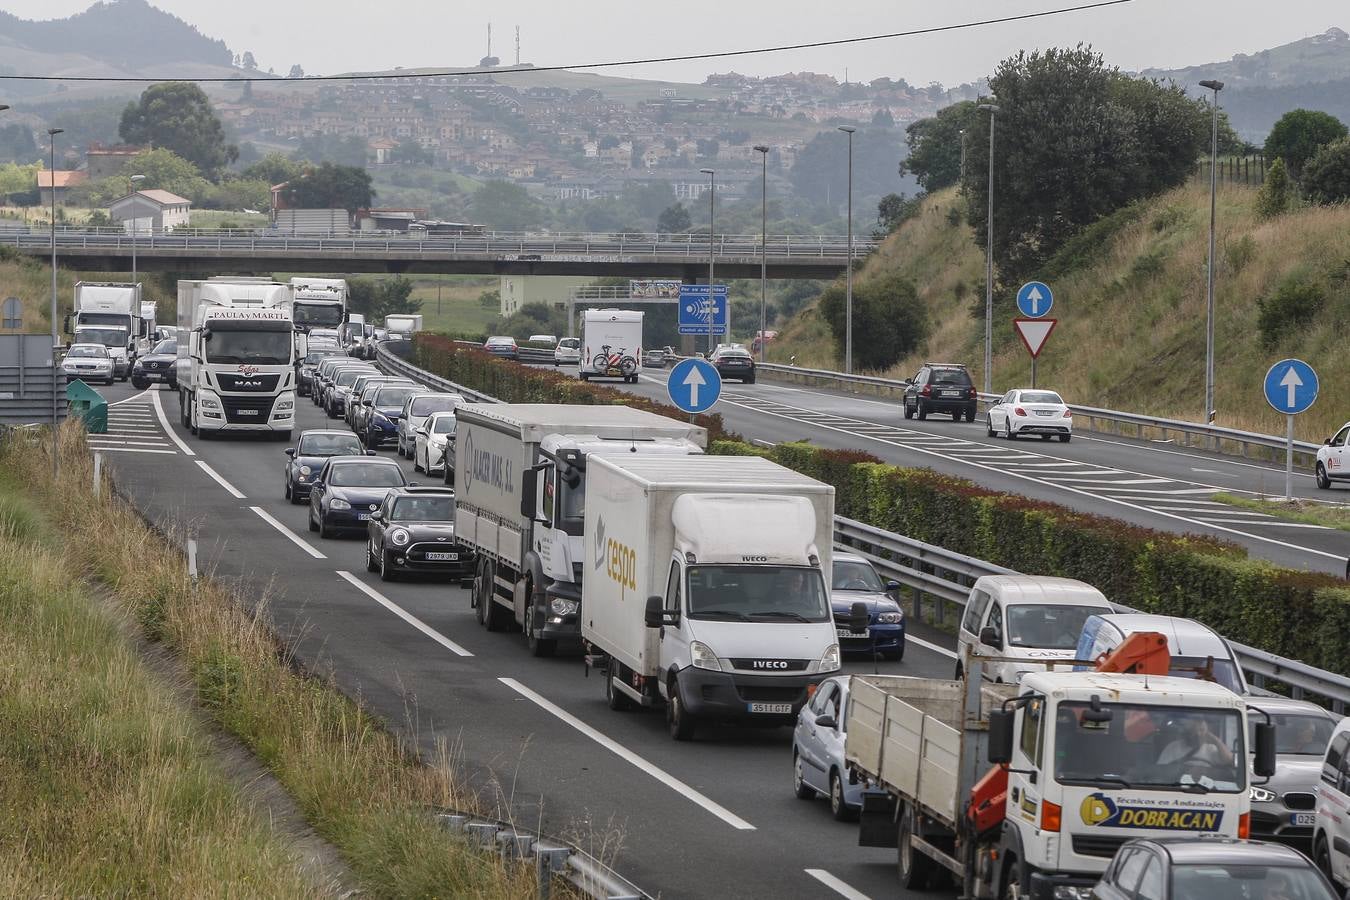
1262, 358, 1319, 501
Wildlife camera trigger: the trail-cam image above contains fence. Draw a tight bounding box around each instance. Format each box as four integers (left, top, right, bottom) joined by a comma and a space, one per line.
1195, 154, 1268, 187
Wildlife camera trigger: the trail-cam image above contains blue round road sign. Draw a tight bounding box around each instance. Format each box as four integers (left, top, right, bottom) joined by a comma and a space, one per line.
667, 358, 722, 414
1016, 281, 1054, 318
1263, 358, 1319, 415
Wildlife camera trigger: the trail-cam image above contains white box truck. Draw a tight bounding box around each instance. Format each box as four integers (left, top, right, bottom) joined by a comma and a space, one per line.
384, 314, 422, 339
70, 281, 143, 381
176, 280, 297, 440
580, 308, 643, 383
582, 454, 839, 741
455, 403, 705, 656
289, 277, 348, 334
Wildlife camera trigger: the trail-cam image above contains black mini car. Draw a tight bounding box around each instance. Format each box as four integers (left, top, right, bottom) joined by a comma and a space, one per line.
365, 487, 474, 582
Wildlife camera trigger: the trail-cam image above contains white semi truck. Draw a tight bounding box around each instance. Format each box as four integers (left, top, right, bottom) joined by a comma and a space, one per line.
454, 403, 706, 656
844, 639, 1277, 899
176, 280, 297, 440
580, 308, 643, 383
70, 281, 143, 381
582, 454, 839, 741
289, 277, 348, 334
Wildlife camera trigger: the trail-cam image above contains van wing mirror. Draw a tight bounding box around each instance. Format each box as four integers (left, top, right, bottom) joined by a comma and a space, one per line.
520, 467, 538, 519
644, 595, 666, 628
980, 625, 1003, 649
1253, 722, 1277, 778
987, 709, 1014, 764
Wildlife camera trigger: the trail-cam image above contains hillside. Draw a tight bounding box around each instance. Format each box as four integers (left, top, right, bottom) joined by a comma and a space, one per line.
773, 182, 1350, 442
0, 0, 233, 70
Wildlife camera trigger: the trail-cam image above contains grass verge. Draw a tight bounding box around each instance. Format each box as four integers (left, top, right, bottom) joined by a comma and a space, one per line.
1213, 492, 1350, 532
0, 424, 542, 898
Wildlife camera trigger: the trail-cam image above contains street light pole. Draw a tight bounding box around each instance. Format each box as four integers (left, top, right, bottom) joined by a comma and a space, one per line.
700, 168, 716, 354
838, 126, 856, 374
1200, 79, 1224, 424
129, 173, 145, 291
48, 126, 64, 479
754, 145, 769, 363
977, 103, 999, 395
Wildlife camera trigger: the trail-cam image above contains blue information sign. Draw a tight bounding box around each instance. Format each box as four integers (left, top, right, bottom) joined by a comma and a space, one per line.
1263, 358, 1319, 415
678, 285, 728, 335
667, 357, 722, 413
1016, 281, 1054, 318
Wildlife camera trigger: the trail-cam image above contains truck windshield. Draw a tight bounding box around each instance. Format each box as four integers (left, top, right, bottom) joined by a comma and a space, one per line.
293, 303, 344, 328
76, 328, 128, 347
686, 565, 830, 622
1054, 702, 1245, 793
203, 328, 292, 365
1006, 604, 1103, 650
78, 313, 132, 328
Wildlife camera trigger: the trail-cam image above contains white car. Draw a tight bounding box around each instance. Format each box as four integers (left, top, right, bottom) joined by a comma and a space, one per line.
1315, 421, 1350, 489
61, 343, 115, 384
528, 334, 557, 347
397, 392, 465, 458
1315, 716, 1350, 884
554, 337, 581, 366
414, 410, 457, 476
985, 388, 1072, 442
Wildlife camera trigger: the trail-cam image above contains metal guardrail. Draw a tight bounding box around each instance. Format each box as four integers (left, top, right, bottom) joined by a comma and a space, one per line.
833, 514, 1350, 713
375, 343, 498, 403
756, 362, 1322, 463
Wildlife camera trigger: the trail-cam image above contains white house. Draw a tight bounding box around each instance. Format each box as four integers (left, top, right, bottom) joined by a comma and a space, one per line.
108, 189, 191, 233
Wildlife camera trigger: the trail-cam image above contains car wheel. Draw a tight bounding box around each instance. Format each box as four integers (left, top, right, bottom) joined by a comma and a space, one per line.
903, 399, 914, 420
793, 751, 816, 799
1059, 434, 1071, 443
916, 401, 927, 421
1004, 423, 1016, 440
965, 406, 976, 423
284, 480, 292, 501
830, 770, 857, 822
413, 454, 424, 474
1316, 463, 1331, 489
318, 514, 332, 540
379, 550, 397, 582
954, 661, 964, 680
307, 509, 318, 533
986, 416, 996, 437
365, 543, 379, 572
667, 677, 696, 741
884, 647, 905, 662
365, 432, 380, 451
1040, 433, 1052, 441
1315, 836, 1335, 885
744, 374, 755, 384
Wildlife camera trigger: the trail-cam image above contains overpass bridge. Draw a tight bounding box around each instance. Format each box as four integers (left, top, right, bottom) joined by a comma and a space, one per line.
0, 227, 871, 279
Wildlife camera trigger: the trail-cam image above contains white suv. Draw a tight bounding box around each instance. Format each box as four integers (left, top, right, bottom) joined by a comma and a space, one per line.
1314, 716, 1350, 888
1316, 421, 1350, 489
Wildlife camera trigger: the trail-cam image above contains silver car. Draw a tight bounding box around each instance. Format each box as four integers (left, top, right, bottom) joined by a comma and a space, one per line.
61, 343, 115, 384
792, 675, 862, 821
1246, 697, 1340, 849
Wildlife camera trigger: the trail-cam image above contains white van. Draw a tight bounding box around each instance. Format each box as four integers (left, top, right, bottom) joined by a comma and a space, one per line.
581, 308, 643, 383
1074, 613, 1249, 695
1314, 716, 1350, 886
956, 576, 1114, 682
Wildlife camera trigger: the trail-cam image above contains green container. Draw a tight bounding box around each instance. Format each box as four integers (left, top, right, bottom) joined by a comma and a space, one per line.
66, 379, 108, 434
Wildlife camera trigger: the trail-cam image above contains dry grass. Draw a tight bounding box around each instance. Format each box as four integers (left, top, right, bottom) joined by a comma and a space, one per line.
1213, 492, 1350, 531
0, 425, 546, 899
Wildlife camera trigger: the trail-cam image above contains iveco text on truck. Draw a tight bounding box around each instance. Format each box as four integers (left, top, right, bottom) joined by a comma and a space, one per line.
70, 281, 143, 381
177, 280, 297, 439
454, 403, 705, 656
582, 455, 839, 741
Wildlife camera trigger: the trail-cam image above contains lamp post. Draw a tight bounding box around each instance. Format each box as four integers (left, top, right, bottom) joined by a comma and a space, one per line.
838, 125, 856, 374
753, 145, 769, 363
699, 167, 716, 354
128, 173, 145, 290
1199, 79, 1224, 425
48, 126, 64, 478
977, 103, 999, 395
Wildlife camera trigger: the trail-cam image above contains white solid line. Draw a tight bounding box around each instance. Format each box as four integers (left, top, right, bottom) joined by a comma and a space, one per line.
87, 439, 170, 447
906, 633, 957, 660
81, 446, 177, 455
498, 676, 756, 830
336, 571, 472, 656
195, 461, 246, 498
149, 388, 195, 456
752, 439, 776, 448
804, 868, 872, 900
109, 390, 150, 406
250, 507, 327, 559
1240, 521, 1332, 530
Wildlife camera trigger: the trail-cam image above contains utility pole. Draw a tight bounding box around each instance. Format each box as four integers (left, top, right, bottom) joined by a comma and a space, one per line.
1200, 79, 1224, 425
978, 103, 999, 395
48, 126, 64, 479
838, 126, 856, 374
700, 168, 716, 354
754, 145, 769, 364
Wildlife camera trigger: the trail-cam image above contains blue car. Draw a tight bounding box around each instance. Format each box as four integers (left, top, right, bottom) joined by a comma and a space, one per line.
307, 456, 408, 539
831, 552, 906, 661
793, 675, 862, 821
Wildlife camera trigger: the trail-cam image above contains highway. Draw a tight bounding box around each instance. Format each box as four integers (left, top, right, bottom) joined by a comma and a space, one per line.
90, 380, 956, 900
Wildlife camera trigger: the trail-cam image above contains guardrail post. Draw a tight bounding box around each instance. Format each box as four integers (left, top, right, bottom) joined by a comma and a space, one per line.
535, 846, 569, 900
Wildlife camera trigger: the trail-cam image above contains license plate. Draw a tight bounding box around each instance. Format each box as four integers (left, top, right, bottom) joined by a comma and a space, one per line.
357, 513, 370, 520
237, 409, 259, 416
837, 629, 869, 639
1291, 813, 1316, 826
748, 702, 794, 715
425, 552, 459, 561
1035, 410, 1055, 416
943, 390, 961, 397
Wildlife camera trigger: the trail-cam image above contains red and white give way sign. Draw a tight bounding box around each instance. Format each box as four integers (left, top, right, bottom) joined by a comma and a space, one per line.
1013, 318, 1058, 358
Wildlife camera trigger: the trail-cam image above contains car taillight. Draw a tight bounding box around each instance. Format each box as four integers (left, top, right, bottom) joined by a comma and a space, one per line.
1063, 410, 1072, 418
921, 385, 931, 396
967, 387, 977, 397
1014, 407, 1027, 417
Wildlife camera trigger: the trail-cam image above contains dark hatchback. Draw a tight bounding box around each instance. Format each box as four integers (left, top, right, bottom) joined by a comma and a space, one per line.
903, 363, 978, 422
307, 456, 408, 538
284, 430, 372, 504
1091, 838, 1339, 900
131, 339, 178, 389
358, 384, 420, 450
710, 346, 756, 383
365, 487, 474, 582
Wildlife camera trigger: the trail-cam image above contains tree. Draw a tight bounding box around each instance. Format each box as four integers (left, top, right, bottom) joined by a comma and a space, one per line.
241, 51, 258, 71
1254, 157, 1293, 218
283, 162, 374, 210
470, 180, 540, 230
203, 177, 271, 211
900, 101, 977, 192
871, 108, 895, 128
657, 203, 691, 233
1264, 109, 1347, 180
242, 152, 304, 186
288, 64, 305, 79
1301, 136, 1350, 204
392, 140, 434, 166
876, 193, 921, 234
348, 277, 422, 321
0, 124, 36, 164
696, 138, 720, 159
789, 127, 915, 209
818, 270, 928, 370
120, 82, 237, 180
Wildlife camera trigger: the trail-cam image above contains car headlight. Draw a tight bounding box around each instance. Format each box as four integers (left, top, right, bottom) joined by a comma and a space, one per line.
200, 397, 220, 409
690, 640, 722, 671
819, 643, 841, 673
391, 528, 410, 546
373, 412, 391, 426
300, 465, 312, 475
877, 611, 904, 624
550, 597, 579, 616
1051, 887, 1095, 900
1249, 786, 1277, 803
329, 498, 351, 510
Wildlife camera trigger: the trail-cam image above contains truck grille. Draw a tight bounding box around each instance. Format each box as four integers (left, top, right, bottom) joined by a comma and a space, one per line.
728, 658, 810, 672
1072, 835, 1128, 859
220, 396, 274, 423
1284, 792, 1316, 811
733, 685, 807, 704
216, 373, 281, 392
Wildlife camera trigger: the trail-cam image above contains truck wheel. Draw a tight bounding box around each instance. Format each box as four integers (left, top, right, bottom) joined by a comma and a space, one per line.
898, 804, 936, 889
606, 665, 633, 711
793, 752, 816, 799
1000, 857, 1024, 900
666, 676, 697, 741
524, 601, 556, 657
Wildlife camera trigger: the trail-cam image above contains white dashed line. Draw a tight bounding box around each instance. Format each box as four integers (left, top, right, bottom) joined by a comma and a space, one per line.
336, 571, 473, 656
804, 868, 872, 900
250, 507, 327, 559
195, 461, 245, 498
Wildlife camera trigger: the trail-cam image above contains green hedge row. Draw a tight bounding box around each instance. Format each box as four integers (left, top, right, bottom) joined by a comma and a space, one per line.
416, 336, 1350, 678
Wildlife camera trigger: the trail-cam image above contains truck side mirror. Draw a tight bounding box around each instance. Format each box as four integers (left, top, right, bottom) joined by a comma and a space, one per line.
520, 467, 538, 519
1253, 722, 1277, 778
980, 625, 1002, 649
987, 709, 1014, 764
645, 595, 675, 628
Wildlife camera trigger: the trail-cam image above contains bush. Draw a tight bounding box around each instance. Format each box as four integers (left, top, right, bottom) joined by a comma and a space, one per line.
1255, 158, 1293, 219
1302, 137, 1350, 206
1257, 277, 1326, 348
1224, 235, 1257, 275
818, 270, 928, 371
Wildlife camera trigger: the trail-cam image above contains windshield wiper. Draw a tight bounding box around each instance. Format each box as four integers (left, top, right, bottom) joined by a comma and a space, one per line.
747, 611, 814, 622
1061, 775, 1133, 789
692, 610, 752, 621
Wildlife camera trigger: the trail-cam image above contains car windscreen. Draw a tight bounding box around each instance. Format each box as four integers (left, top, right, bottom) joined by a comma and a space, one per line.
67, 345, 107, 358
1019, 391, 1063, 404
686, 565, 830, 622
411, 396, 459, 416
1248, 713, 1336, 755
336, 371, 375, 388
327, 464, 405, 488
431, 416, 457, 434
1171, 864, 1335, 900
1166, 656, 1245, 695
391, 496, 455, 522
832, 560, 884, 592
305, 351, 340, 364
1006, 604, 1104, 650
372, 387, 417, 408
298, 434, 363, 456
151, 340, 176, 354
930, 369, 971, 386
203, 326, 291, 365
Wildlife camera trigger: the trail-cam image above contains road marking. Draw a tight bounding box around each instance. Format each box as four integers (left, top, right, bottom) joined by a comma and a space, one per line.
87, 439, 170, 448
804, 868, 872, 900
79, 446, 176, 455
498, 676, 756, 831
250, 507, 327, 559
906, 633, 957, 660
336, 571, 473, 656
752, 439, 776, 448
150, 388, 194, 456
195, 461, 245, 499
110, 390, 150, 406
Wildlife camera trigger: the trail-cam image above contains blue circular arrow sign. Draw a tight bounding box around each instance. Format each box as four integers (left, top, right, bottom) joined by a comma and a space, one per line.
1263, 358, 1319, 415
667, 358, 722, 414
1016, 281, 1054, 318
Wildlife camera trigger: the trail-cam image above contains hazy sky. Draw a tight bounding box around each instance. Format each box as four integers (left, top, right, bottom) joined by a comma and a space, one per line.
3, 0, 1346, 86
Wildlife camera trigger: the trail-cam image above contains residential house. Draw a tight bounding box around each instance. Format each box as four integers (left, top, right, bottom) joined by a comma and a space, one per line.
85, 144, 143, 180
108, 189, 191, 232
37, 169, 89, 206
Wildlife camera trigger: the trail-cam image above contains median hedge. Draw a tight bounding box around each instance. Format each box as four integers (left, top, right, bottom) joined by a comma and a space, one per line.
415, 335, 1350, 678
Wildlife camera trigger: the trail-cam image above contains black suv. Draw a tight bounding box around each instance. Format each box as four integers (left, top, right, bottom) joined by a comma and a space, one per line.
902, 363, 977, 421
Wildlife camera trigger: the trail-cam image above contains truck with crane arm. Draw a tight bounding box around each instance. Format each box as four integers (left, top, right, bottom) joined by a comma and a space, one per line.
843, 632, 1277, 899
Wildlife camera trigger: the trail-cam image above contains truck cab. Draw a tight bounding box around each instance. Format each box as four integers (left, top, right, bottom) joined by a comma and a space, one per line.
288, 277, 348, 334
